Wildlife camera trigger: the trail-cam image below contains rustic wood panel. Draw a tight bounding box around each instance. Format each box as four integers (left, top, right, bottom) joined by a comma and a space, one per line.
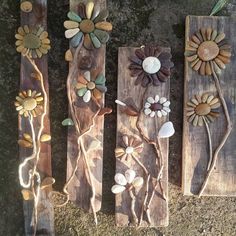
183, 15, 236, 196
66, 0, 106, 212
116, 47, 170, 227
19, 0, 54, 235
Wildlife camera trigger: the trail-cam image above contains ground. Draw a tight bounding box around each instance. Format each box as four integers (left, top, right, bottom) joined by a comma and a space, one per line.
0, 0, 236, 235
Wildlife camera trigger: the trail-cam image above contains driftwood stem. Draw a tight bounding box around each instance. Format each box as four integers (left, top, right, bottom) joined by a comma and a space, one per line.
198, 63, 233, 197
128, 188, 138, 226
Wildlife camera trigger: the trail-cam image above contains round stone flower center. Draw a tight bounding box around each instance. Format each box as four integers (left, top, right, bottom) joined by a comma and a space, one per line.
125, 146, 134, 154
87, 82, 96, 90
80, 19, 95, 33
150, 102, 163, 111
142, 56, 161, 74
195, 103, 211, 116
23, 33, 41, 49
197, 41, 219, 61
23, 98, 37, 111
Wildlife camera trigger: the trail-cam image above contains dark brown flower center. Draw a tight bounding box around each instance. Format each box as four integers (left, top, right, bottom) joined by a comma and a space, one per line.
150, 103, 163, 111
197, 41, 219, 61
195, 103, 211, 116
80, 19, 95, 33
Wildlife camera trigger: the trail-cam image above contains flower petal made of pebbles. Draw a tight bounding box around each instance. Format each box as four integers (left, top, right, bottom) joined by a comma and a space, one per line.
115, 173, 127, 186
111, 185, 126, 194
83, 90, 91, 103
125, 169, 136, 184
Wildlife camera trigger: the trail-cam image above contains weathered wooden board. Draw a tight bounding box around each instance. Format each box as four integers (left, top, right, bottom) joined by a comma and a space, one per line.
183, 15, 236, 196
18, 0, 54, 235
116, 47, 170, 227
66, 0, 106, 212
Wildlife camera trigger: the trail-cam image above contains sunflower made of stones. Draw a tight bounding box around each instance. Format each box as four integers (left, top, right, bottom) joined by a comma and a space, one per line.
129, 46, 174, 87
64, 2, 112, 49
186, 28, 231, 75
186, 93, 221, 126
15, 25, 51, 58
15, 90, 44, 117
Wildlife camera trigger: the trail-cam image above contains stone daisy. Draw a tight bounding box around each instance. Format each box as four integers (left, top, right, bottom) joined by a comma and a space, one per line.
115, 135, 143, 162
186, 93, 221, 126
15, 25, 50, 58
15, 90, 43, 117
186, 28, 231, 75
76, 71, 107, 103
111, 169, 144, 194
129, 45, 174, 87
144, 95, 171, 118
64, 1, 112, 49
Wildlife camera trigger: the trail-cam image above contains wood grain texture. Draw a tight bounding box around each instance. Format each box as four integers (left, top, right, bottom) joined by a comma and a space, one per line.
183, 15, 236, 196
66, 0, 106, 212
19, 1, 54, 235
116, 47, 170, 227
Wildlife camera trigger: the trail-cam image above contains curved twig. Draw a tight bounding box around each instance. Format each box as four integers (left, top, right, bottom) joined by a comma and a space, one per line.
198, 62, 233, 197
128, 188, 138, 226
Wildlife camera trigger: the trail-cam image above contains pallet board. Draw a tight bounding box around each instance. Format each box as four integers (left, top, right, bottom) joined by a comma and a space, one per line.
66, 0, 106, 212
183, 15, 236, 196
115, 47, 170, 227
19, 0, 54, 235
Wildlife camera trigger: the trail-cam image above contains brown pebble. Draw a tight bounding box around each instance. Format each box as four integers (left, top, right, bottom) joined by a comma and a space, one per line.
193, 60, 202, 71
211, 30, 218, 41
95, 21, 113, 31
219, 50, 231, 58
200, 61, 206, 75
205, 62, 212, 75
65, 49, 73, 62
193, 115, 199, 126
215, 58, 226, 69
206, 28, 212, 40
192, 35, 201, 44
18, 139, 33, 148
200, 28, 207, 41
217, 55, 230, 64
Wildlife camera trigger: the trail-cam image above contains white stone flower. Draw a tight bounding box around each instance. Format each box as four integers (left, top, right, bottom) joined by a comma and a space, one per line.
111, 169, 144, 194
144, 95, 171, 118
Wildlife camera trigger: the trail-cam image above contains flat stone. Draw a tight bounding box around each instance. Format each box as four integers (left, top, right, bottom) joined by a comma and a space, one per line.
111, 185, 126, 194
40, 134, 51, 142
86, 1, 94, 19
87, 81, 96, 90
65, 28, 80, 39
132, 177, 144, 188
195, 103, 211, 116
20, 1, 32, 13
197, 41, 219, 61
93, 9, 109, 23
18, 139, 33, 148
83, 90, 91, 103
90, 33, 101, 49
95, 21, 113, 31
80, 19, 95, 33
94, 29, 109, 44
142, 56, 161, 74
95, 74, 106, 85
65, 49, 73, 62
64, 20, 79, 30
67, 11, 82, 23
125, 169, 136, 184
62, 118, 74, 126
23, 98, 37, 111
158, 121, 175, 138
115, 173, 127, 186
70, 31, 83, 48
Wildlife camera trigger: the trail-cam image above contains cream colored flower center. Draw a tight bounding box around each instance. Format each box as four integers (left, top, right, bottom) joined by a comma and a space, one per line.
195, 103, 211, 116
23, 98, 37, 111
23, 33, 41, 49
125, 146, 134, 154
87, 82, 96, 90
197, 41, 219, 62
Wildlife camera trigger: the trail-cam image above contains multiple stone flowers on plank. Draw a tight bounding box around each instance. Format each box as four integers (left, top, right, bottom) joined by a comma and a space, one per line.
15, 90, 43, 117
15, 25, 51, 58
186, 28, 231, 75
64, 1, 112, 49
144, 95, 171, 118
129, 45, 174, 87
186, 93, 221, 127
76, 71, 107, 103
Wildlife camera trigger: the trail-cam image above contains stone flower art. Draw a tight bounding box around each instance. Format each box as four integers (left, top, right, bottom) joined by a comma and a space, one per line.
15, 25, 51, 58
64, 1, 112, 49
129, 45, 174, 87
76, 71, 107, 103
115, 135, 143, 163
144, 95, 171, 118
15, 90, 43, 117
186, 28, 231, 75
186, 93, 221, 127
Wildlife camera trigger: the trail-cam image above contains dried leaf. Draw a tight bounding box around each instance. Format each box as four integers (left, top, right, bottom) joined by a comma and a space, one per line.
210, 0, 228, 16
41, 177, 55, 190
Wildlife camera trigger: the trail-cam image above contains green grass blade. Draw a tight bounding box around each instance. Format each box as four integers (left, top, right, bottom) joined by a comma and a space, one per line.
210, 0, 228, 16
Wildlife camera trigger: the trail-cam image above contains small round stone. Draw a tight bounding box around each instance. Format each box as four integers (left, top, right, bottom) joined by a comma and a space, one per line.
125, 146, 134, 154
87, 82, 96, 90
142, 56, 161, 74
20, 1, 33, 13
23, 98, 37, 111
80, 19, 95, 33
197, 41, 219, 61
195, 103, 211, 116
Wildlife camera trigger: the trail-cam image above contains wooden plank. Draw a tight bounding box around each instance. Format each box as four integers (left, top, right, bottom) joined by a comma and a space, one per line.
17, 1, 54, 235
65, 0, 107, 218
183, 15, 236, 196
115, 47, 172, 227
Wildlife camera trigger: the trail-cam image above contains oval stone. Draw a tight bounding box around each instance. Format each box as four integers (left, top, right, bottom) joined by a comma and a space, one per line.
40, 134, 51, 142
158, 121, 175, 138
142, 56, 161, 74
62, 118, 74, 126
90, 33, 101, 49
